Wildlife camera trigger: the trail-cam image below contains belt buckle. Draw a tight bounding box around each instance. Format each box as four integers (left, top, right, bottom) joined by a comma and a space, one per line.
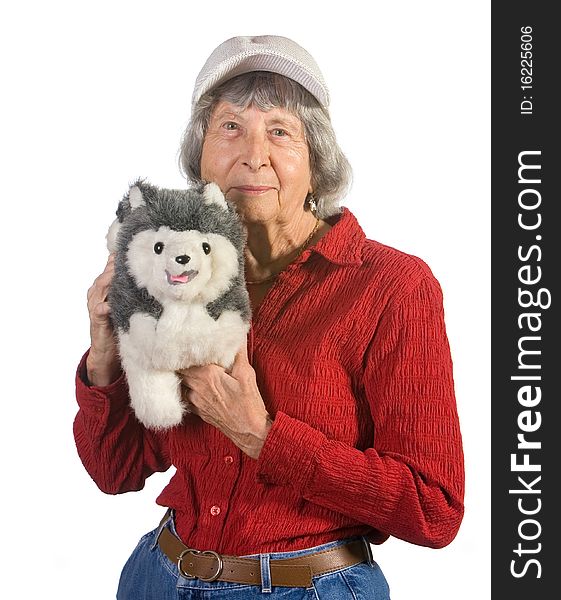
178, 548, 224, 582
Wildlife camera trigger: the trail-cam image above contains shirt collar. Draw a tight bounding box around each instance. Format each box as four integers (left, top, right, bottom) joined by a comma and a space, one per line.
307, 206, 365, 266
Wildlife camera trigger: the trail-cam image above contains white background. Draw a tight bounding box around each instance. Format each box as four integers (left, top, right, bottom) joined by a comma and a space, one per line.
1, 1, 489, 598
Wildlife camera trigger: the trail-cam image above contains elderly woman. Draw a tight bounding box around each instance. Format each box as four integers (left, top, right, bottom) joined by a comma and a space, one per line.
75, 35, 465, 599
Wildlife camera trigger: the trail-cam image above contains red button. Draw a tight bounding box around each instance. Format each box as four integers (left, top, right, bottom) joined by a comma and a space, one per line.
210, 505, 221, 516
224, 455, 234, 464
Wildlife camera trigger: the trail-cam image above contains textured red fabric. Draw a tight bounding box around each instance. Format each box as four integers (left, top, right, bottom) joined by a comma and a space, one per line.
74, 207, 464, 555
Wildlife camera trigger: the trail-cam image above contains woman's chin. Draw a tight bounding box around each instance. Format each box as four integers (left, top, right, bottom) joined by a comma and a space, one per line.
228, 198, 278, 223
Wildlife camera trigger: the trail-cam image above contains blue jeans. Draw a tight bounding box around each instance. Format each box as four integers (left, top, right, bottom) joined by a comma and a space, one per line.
117, 513, 391, 599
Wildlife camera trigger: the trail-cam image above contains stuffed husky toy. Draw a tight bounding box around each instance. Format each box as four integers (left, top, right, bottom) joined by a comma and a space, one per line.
106, 179, 251, 429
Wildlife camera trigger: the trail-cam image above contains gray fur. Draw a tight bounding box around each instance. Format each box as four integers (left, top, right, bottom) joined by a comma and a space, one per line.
108, 178, 250, 332
206, 275, 251, 322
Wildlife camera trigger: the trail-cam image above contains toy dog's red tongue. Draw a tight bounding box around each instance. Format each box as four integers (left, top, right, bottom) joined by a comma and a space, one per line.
166, 269, 198, 285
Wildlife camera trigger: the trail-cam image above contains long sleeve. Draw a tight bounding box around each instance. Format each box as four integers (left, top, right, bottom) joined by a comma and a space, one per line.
73, 207, 465, 556
73, 351, 171, 494
256, 274, 465, 549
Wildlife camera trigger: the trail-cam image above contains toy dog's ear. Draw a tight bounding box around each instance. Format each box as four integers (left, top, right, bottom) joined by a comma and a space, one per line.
106, 183, 148, 252
202, 182, 228, 210
128, 185, 146, 209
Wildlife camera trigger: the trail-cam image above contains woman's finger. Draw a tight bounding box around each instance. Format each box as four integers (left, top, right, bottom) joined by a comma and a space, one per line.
87, 255, 116, 312
93, 301, 112, 318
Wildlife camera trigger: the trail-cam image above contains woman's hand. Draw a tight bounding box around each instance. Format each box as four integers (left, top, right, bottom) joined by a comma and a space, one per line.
85, 253, 121, 386
180, 343, 273, 459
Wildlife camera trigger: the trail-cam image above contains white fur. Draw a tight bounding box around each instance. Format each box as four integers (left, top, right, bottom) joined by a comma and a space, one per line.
106, 218, 121, 252
119, 352, 185, 429
128, 185, 145, 208
118, 225, 247, 429
202, 182, 228, 209
126, 228, 239, 304
119, 303, 248, 430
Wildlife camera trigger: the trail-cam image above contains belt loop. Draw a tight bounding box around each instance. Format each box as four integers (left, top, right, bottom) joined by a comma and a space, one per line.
259, 553, 272, 593
151, 508, 173, 551
362, 537, 375, 567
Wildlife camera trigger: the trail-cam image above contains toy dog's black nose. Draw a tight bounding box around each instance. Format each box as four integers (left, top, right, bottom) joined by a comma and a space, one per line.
175, 255, 190, 265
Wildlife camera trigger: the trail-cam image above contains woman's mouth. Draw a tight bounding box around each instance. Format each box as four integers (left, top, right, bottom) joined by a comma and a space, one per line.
165, 270, 198, 285
231, 186, 274, 195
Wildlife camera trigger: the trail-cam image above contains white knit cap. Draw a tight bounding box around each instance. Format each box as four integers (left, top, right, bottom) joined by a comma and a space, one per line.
192, 35, 330, 109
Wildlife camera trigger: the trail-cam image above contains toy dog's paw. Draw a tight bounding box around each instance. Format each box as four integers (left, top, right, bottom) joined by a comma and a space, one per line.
135, 401, 185, 430
127, 369, 185, 429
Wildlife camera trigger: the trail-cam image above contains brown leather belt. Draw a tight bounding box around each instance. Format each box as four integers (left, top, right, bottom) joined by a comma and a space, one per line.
156, 515, 370, 588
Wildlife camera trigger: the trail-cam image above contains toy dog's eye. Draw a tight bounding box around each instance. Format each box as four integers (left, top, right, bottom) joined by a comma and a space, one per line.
202, 242, 211, 255
154, 242, 164, 254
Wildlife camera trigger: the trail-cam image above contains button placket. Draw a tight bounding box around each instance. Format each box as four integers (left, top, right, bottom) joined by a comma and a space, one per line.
197, 448, 242, 544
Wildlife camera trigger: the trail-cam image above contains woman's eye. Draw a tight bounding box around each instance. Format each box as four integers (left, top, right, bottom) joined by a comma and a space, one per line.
223, 122, 239, 131
272, 128, 287, 137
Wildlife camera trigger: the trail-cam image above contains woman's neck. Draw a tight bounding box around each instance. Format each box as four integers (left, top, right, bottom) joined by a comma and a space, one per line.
243, 211, 321, 282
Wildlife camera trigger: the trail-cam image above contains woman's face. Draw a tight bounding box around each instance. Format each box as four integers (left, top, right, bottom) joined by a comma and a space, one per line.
200, 100, 313, 224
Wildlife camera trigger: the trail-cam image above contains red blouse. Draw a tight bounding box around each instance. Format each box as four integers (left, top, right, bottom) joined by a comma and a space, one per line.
74, 207, 465, 555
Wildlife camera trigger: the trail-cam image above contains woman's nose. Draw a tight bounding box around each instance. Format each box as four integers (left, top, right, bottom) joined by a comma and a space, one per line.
241, 132, 270, 171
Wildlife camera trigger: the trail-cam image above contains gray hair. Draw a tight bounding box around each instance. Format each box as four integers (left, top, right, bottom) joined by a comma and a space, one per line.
178, 72, 352, 218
